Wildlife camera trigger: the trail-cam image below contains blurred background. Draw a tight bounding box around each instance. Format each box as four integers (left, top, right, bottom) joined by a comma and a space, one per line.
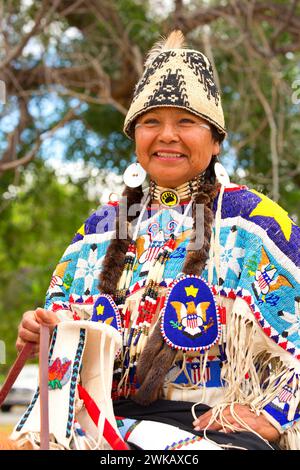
0, 0, 299, 428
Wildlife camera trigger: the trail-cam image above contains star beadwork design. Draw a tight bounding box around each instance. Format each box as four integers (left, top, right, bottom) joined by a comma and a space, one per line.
249, 190, 296, 241
77, 224, 85, 236
96, 304, 104, 316
184, 285, 199, 297
219, 226, 245, 281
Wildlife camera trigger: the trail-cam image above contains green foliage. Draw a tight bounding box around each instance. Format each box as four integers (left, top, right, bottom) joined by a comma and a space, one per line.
0, 159, 96, 373
65, 105, 135, 171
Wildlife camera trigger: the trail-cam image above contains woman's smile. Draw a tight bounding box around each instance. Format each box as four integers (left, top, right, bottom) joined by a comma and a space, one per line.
152, 149, 188, 161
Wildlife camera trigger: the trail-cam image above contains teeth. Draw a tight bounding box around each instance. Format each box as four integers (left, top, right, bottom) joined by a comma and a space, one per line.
156, 152, 183, 158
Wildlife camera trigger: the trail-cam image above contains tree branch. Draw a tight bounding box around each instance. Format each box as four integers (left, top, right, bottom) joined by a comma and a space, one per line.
0, 139, 40, 172
0, 104, 80, 173
0, 0, 59, 69
0, 96, 32, 164
247, 68, 280, 201
177, 2, 300, 43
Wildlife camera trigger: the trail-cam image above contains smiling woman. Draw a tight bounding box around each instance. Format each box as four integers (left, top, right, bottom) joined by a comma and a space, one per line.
135, 107, 220, 188
11, 30, 300, 451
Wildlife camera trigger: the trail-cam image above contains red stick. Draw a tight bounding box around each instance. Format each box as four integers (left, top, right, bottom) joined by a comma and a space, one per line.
0, 342, 35, 407
77, 384, 129, 450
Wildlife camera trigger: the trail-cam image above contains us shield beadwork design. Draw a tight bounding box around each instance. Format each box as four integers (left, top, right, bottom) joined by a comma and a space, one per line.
161, 275, 221, 351
90, 294, 122, 332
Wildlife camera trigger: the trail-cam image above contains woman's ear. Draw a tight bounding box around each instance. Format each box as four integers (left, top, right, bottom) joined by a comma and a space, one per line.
212, 141, 220, 157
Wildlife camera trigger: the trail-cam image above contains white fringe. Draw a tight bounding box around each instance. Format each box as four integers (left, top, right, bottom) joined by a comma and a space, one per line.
214, 297, 300, 450
279, 422, 300, 450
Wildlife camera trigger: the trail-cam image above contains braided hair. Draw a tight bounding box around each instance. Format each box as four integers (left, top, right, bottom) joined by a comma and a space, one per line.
98, 153, 220, 405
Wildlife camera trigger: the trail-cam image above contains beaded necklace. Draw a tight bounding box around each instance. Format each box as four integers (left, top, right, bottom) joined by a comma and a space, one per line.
150, 174, 205, 208
114, 176, 204, 391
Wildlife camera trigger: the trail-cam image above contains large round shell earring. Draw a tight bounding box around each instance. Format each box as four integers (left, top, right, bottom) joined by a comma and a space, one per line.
214, 162, 230, 186
123, 162, 146, 188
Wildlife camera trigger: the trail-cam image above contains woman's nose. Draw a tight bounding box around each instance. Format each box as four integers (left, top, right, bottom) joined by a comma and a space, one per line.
157, 122, 180, 142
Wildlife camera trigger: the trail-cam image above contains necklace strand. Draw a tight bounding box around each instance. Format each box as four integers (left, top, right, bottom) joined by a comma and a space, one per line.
114, 179, 199, 396
150, 173, 205, 207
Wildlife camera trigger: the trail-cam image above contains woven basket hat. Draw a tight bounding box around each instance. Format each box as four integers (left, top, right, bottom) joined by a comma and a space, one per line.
124, 30, 226, 140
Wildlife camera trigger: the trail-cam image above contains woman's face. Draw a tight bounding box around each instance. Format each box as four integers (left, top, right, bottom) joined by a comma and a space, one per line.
134, 107, 220, 188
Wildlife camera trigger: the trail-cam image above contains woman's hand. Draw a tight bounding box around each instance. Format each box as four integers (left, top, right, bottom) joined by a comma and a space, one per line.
16, 308, 60, 357
193, 404, 280, 442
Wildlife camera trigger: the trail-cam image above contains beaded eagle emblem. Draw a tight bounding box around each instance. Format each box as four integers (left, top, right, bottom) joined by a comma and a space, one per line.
161, 275, 221, 351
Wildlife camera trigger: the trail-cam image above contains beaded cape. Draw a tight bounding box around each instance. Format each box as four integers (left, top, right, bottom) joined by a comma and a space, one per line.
46, 186, 300, 356
43, 185, 300, 446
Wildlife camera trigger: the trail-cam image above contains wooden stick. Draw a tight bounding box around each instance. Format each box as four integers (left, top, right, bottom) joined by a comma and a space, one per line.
39, 324, 50, 450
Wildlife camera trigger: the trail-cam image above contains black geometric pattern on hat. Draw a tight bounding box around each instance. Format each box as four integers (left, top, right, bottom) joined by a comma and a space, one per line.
132, 51, 175, 103
182, 52, 220, 106
144, 68, 190, 108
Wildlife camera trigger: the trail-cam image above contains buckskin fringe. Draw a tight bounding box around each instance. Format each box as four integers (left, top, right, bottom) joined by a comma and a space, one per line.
279, 422, 300, 450
210, 296, 300, 449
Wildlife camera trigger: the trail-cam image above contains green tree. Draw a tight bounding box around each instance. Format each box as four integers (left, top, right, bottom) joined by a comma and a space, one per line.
0, 0, 299, 212
0, 159, 96, 372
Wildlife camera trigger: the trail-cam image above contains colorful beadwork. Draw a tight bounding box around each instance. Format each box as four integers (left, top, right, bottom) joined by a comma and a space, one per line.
48, 357, 72, 390
161, 275, 221, 351
91, 294, 122, 332
15, 327, 59, 432
66, 329, 86, 438
43, 186, 300, 434
165, 435, 203, 450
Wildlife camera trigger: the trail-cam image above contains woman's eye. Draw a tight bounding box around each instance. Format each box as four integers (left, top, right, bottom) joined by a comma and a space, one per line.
179, 118, 195, 125
143, 119, 159, 126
